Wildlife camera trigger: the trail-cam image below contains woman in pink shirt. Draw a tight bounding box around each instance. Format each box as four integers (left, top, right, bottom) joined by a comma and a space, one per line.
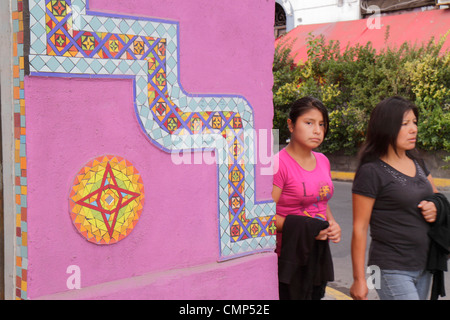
272, 96, 341, 242
272, 97, 341, 300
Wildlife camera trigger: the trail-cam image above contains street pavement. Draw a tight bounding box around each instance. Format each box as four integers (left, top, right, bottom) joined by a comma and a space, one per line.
324, 180, 450, 300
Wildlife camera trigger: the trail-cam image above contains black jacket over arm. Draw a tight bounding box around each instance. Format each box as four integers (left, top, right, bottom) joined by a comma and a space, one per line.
278, 215, 334, 300
425, 193, 450, 300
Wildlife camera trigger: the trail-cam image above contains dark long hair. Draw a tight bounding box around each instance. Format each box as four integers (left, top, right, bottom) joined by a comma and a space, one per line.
289, 96, 330, 138
357, 96, 419, 167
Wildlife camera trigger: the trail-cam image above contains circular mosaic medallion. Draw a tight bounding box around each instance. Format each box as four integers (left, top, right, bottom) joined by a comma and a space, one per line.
69, 155, 144, 244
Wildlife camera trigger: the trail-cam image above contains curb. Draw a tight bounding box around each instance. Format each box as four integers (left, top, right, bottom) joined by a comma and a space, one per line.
331, 171, 450, 188
330, 171, 355, 182
325, 286, 352, 300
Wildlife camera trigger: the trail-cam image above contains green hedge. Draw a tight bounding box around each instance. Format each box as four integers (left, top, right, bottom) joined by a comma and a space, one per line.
273, 31, 450, 156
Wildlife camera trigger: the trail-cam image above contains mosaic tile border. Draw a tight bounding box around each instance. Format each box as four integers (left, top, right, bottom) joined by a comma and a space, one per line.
24, 0, 275, 274
11, 0, 28, 300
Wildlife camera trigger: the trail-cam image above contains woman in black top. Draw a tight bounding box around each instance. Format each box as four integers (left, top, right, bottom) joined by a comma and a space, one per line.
350, 96, 439, 300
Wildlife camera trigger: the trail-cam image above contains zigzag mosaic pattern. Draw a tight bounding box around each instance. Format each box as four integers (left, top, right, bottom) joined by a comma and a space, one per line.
28, 0, 276, 259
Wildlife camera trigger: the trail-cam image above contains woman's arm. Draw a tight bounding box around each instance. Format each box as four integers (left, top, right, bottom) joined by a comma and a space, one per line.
325, 205, 341, 243
417, 174, 439, 223
427, 174, 439, 193
272, 185, 285, 232
350, 193, 375, 300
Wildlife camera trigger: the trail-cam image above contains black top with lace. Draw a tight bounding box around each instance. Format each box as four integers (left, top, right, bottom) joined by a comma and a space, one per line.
352, 159, 434, 270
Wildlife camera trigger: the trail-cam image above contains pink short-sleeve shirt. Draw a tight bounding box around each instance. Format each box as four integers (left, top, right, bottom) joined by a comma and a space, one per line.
273, 149, 334, 221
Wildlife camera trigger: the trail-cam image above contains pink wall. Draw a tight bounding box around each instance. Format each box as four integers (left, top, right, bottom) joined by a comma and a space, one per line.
26, 0, 277, 299
98, 0, 276, 197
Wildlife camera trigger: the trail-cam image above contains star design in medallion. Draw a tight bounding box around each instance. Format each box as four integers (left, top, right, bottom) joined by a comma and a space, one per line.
76, 162, 140, 238
69, 155, 144, 244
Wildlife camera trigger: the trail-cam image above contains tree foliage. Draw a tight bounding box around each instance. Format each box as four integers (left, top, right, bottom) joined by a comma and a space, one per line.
273, 31, 450, 156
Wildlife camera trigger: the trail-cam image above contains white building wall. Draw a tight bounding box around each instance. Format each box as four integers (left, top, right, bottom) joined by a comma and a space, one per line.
276, 0, 362, 31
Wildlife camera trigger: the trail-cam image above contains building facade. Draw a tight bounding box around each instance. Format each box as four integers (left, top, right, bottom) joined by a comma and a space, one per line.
1, 0, 278, 300
275, 0, 442, 37
275, 0, 362, 37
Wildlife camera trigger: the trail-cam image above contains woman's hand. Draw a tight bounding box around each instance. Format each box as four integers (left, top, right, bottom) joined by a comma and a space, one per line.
350, 279, 369, 300
315, 228, 328, 241
323, 205, 341, 243
314, 220, 341, 242
327, 219, 341, 243
418, 200, 437, 223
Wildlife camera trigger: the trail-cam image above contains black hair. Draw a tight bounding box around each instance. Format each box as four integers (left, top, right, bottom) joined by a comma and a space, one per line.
358, 96, 419, 167
289, 96, 330, 138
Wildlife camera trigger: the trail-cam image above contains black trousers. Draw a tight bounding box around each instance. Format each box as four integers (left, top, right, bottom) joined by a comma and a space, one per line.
279, 282, 326, 300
